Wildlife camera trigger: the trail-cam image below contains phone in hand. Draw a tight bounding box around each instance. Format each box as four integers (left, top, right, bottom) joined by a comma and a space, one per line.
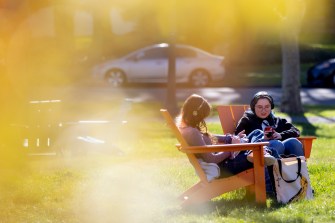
264, 126, 274, 137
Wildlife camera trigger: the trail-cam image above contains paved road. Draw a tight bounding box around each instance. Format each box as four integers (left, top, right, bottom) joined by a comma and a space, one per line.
71, 85, 335, 106
169, 87, 335, 106
31, 83, 335, 106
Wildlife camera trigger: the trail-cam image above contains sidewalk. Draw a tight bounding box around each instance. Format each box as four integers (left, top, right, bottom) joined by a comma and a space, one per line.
172, 87, 335, 106
288, 116, 335, 124
207, 115, 335, 124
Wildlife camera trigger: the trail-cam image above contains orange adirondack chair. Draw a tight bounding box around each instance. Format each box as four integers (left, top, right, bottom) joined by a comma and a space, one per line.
161, 109, 269, 208
217, 105, 317, 159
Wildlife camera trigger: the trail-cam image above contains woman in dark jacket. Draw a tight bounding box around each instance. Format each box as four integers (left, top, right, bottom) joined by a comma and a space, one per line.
235, 91, 304, 157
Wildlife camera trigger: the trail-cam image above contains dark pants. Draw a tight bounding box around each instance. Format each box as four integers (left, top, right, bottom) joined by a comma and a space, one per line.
218, 151, 274, 194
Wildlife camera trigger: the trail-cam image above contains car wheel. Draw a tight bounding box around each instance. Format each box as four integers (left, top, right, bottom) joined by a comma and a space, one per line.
189, 69, 211, 87
105, 69, 126, 87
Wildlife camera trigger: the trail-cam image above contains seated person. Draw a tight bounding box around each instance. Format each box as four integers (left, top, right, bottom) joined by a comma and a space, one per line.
176, 94, 274, 193
235, 91, 304, 158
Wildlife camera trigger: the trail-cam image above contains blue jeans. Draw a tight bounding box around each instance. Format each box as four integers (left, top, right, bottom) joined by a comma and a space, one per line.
218, 152, 274, 194
247, 129, 304, 158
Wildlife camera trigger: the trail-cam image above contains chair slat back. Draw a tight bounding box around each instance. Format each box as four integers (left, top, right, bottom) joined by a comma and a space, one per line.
217, 106, 235, 134
160, 109, 208, 182
217, 105, 249, 134
160, 109, 188, 148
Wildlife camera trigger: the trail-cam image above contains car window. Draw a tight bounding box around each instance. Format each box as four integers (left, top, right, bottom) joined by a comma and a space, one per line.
176, 47, 197, 58
138, 47, 168, 60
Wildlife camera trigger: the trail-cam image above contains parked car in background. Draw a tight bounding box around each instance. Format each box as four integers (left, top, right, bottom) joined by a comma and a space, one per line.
307, 58, 335, 88
92, 43, 225, 87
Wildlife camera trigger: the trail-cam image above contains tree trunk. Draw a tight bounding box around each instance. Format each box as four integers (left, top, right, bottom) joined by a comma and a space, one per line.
280, 32, 303, 114
280, 0, 306, 114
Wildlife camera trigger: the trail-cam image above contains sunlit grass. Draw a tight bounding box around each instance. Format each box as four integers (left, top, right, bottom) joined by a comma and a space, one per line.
0, 104, 334, 222
0, 163, 83, 223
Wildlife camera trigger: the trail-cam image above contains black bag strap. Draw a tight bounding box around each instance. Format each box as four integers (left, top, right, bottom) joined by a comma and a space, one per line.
278, 157, 302, 183
280, 154, 298, 159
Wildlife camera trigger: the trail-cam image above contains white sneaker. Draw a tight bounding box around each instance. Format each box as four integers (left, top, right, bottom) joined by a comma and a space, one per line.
247, 149, 276, 166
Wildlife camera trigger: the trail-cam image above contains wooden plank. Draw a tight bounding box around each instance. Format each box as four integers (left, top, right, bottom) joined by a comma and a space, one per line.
217, 105, 235, 134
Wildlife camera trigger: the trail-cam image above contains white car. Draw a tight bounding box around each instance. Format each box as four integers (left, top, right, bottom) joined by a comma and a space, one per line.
92, 43, 225, 87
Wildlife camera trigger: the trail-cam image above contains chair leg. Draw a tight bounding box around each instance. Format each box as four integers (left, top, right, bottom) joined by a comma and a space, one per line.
252, 147, 266, 205
178, 182, 204, 201
299, 138, 313, 159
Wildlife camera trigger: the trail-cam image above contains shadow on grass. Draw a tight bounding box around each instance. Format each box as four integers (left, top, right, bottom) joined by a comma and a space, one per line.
290, 114, 318, 136
287, 105, 335, 138
165, 196, 307, 223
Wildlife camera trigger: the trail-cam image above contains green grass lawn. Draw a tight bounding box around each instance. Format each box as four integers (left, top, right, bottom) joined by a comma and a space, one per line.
0, 104, 334, 223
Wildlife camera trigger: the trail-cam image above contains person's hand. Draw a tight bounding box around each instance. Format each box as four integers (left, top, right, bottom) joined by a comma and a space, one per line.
271, 131, 282, 140
236, 130, 248, 143
237, 130, 246, 139
264, 131, 282, 140
231, 135, 241, 144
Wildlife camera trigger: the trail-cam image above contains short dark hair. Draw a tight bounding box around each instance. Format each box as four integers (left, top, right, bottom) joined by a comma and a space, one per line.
250, 91, 274, 113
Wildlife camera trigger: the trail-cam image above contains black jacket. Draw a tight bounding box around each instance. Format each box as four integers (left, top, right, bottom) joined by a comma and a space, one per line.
235, 110, 300, 141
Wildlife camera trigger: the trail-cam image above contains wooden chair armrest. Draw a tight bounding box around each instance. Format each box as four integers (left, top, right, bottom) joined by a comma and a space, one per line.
179, 142, 269, 154
297, 136, 317, 140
